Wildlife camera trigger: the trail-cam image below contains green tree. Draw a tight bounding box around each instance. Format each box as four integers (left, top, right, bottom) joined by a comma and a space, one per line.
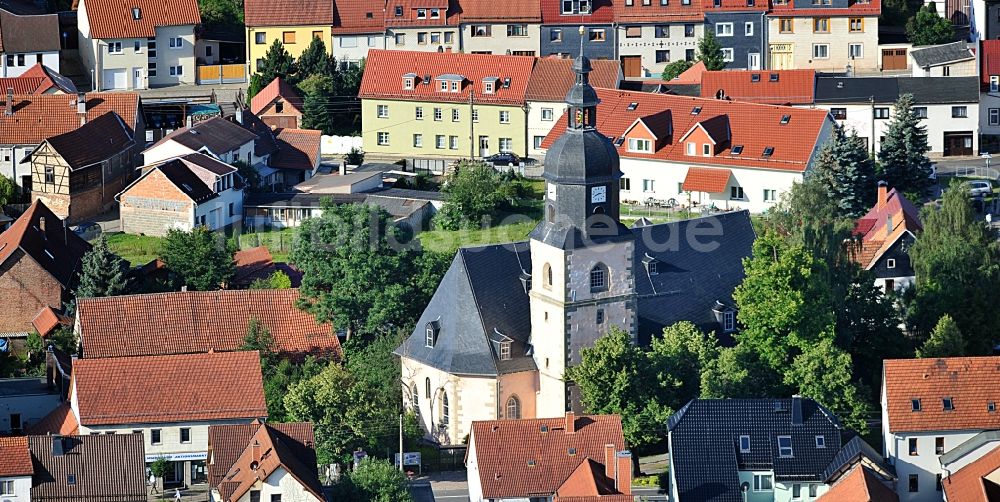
661, 60, 693, 81
302, 87, 333, 134
160, 227, 235, 291
0, 175, 14, 206
249, 270, 293, 290
906, 3, 955, 46
284, 362, 358, 463
296, 37, 333, 78
344, 147, 365, 166
701, 343, 786, 399
255, 41, 295, 91
75, 236, 129, 299
878, 93, 933, 197
786, 338, 869, 433
233, 161, 261, 193
917, 314, 965, 358
808, 125, 878, 218
909, 182, 1000, 354
197, 0, 242, 28
697, 31, 726, 71
648, 322, 717, 410
149, 456, 171, 497
247, 73, 266, 102
331, 459, 414, 502
433, 161, 518, 230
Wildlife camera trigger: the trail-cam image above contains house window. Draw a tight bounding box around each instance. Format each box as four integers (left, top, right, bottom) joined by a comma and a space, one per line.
686, 142, 697, 155
444, 32, 454, 44
723, 311, 734, 331
656, 50, 670, 63
913, 106, 928, 119
909, 474, 918, 492
436, 135, 446, 149
561, 0, 591, 14
499, 137, 513, 152
850, 17, 863, 31
886, 258, 896, 269
813, 18, 829, 32
431, 8, 440, 17
180, 428, 191, 443
625, 26, 642, 38
628, 138, 651, 153
413, 134, 423, 147
952, 106, 968, 118
777, 436, 793, 457
441, 393, 450, 424
992, 75, 1000, 92
499, 341, 511, 360
395, 33, 405, 45
589, 29, 606, 41
534, 136, 545, 149
643, 179, 655, 192
831, 108, 847, 120
716, 22, 733, 36
779, 18, 793, 33
425, 378, 431, 398
739, 435, 751, 452
499, 111, 510, 123
416, 8, 427, 18
943, 397, 955, 410
813, 44, 829, 59
655, 25, 670, 38
506, 395, 521, 419
451, 109, 460, 122
68, 474, 76, 485
686, 49, 695, 60
169, 66, 183, 76
990, 401, 997, 412
722, 48, 734, 62
415, 107, 424, 120
763, 189, 777, 202
550, 29, 562, 42
809, 485, 818, 497
753, 474, 773, 491
434, 108, 442, 121
541, 108, 554, 120
814, 435, 826, 448
483, 81, 494, 94
684, 24, 695, 37
418, 32, 428, 45
255, 32, 266, 44
909, 437, 918, 455
134, 40, 142, 53
425, 323, 436, 347
228, 203, 235, 217
170, 37, 184, 48
590, 263, 608, 292
730, 186, 745, 200
410, 383, 419, 410
151, 429, 162, 445
450, 136, 458, 149
508, 24, 528, 37
430, 32, 441, 44
874, 107, 890, 119
849, 43, 863, 59
935, 437, 945, 455
472, 109, 479, 122
543, 263, 553, 288
377, 132, 389, 145
377, 105, 389, 118
745, 22, 754, 36
703, 144, 711, 155
989, 109, 1000, 126
108, 42, 123, 54
271, 495, 282, 502
0, 480, 13, 495
44, 166, 54, 183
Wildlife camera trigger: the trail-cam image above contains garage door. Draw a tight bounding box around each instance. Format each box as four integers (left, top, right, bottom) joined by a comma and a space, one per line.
882, 49, 907, 71
102, 69, 126, 90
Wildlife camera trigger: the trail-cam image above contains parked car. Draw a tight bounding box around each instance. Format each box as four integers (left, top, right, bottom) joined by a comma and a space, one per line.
484, 152, 521, 166
966, 180, 994, 197
72, 221, 102, 241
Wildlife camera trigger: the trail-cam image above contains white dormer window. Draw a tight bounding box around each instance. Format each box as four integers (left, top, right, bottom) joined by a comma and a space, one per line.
403, 78, 414, 90
450, 81, 458, 91
723, 311, 734, 332
686, 142, 696, 156
499, 341, 511, 360
416, 8, 427, 18
777, 436, 793, 458
739, 435, 750, 453
887, 258, 896, 269
430, 8, 440, 17
439, 81, 448, 92
425, 322, 438, 347
628, 138, 651, 153
483, 81, 494, 94
992, 75, 999, 93
132, 7, 141, 19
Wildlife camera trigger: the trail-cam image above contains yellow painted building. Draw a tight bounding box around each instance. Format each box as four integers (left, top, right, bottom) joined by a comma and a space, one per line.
244, 0, 336, 74
247, 26, 332, 73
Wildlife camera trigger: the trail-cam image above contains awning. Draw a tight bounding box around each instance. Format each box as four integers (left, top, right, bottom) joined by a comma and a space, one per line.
682, 167, 732, 193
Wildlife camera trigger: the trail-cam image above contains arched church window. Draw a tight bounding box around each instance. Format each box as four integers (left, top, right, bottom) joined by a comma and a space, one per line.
441, 393, 450, 424
506, 395, 521, 419
590, 263, 609, 293
547, 205, 555, 223
543, 263, 553, 289
425, 377, 431, 399
411, 382, 419, 411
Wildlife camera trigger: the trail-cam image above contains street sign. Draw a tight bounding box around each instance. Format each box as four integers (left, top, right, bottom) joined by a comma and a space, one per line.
394, 452, 421, 467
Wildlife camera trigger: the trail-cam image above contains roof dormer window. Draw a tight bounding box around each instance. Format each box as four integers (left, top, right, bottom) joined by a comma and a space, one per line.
450, 81, 458, 91
691, 106, 702, 115
943, 397, 954, 411
762, 146, 774, 157
430, 8, 440, 17
439, 81, 447, 91
425, 321, 439, 348
642, 253, 659, 275
416, 8, 427, 18
395, 5, 403, 15
132, 7, 141, 19
403, 73, 416, 90
780, 114, 791, 124
911, 398, 921, 411
686, 142, 696, 156
499, 341, 511, 360
483, 77, 498, 94
723, 311, 734, 332
770, 73, 779, 82
731, 145, 744, 155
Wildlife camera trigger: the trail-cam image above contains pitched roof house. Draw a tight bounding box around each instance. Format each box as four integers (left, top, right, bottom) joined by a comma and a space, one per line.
27, 434, 147, 501
850, 182, 922, 293
909, 41, 976, 77
0, 435, 33, 481
208, 421, 322, 502
699, 69, 817, 105
76, 288, 341, 360
0, 9, 60, 78
144, 116, 261, 166
250, 78, 303, 129
939, 435, 1000, 501
0, 63, 77, 94
269, 128, 322, 186
816, 465, 899, 502
467, 413, 629, 502
0, 200, 89, 336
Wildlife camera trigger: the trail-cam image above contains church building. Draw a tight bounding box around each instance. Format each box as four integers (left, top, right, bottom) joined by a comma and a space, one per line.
394, 48, 757, 445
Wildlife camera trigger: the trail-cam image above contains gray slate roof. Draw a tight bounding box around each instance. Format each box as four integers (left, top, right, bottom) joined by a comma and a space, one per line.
815, 76, 980, 104
910, 41, 974, 68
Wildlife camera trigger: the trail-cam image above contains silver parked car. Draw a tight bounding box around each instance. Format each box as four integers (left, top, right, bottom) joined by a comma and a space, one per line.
966, 180, 994, 197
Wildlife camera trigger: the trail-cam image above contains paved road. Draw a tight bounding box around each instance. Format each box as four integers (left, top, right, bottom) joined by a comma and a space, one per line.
410, 473, 669, 501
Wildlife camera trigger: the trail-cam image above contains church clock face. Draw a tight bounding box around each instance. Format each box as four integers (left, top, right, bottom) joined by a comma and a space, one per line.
591, 185, 607, 203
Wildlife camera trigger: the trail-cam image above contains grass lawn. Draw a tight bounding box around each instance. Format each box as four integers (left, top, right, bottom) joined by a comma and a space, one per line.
235, 228, 297, 262
418, 220, 539, 254
102, 233, 164, 266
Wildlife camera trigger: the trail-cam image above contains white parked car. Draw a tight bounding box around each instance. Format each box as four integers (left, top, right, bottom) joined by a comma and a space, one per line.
966, 180, 994, 197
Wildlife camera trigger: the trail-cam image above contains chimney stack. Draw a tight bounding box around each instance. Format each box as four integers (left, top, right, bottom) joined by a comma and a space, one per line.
76, 92, 86, 125
251, 440, 261, 466
38, 215, 46, 233
5, 87, 12, 116
615, 451, 633, 495
565, 411, 575, 433
604, 444, 615, 480
877, 180, 888, 210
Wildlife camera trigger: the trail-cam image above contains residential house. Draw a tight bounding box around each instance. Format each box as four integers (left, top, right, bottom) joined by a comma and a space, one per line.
0, 436, 32, 502
0, 201, 89, 337
668, 397, 896, 502
25, 111, 137, 223
230, 109, 279, 180
766, 0, 880, 72
540, 87, 835, 214
244, 0, 335, 74
526, 56, 620, 157
466, 413, 631, 502
979, 40, 1000, 153
0, 10, 60, 77
614, 0, 704, 78
31, 305, 71, 338
395, 51, 756, 443
458, 0, 542, 56
207, 421, 322, 502
359, 49, 536, 160
70, 351, 267, 488
816, 465, 900, 502
117, 153, 243, 234
849, 182, 922, 293
702, 0, 768, 71
909, 41, 975, 77
269, 127, 322, 185
243, 188, 441, 231
331, 0, 386, 65
699, 69, 816, 105
384, 0, 460, 53
27, 434, 147, 501
250, 77, 303, 129
231, 246, 302, 288
143, 116, 260, 166
0, 63, 78, 94
78, 0, 201, 90
939, 432, 1000, 501
540, 0, 616, 60
0, 378, 61, 434
814, 76, 980, 156
0, 91, 142, 195
881, 356, 1000, 502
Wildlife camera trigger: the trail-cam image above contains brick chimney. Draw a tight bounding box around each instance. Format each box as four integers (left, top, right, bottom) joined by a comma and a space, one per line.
5, 87, 12, 116
251, 440, 261, 467
604, 444, 615, 480
565, 411, 575, 433
38, 215, 46, 233
76, 92, 86, 125
615, 451, 632, 495
876, 180, 888, 210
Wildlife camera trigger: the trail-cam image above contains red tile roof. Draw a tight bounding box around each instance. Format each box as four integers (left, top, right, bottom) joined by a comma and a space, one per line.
211, 422, 322, 502
542, 87, 831, 172
39, 111, 135, 171
457, 0, 542, 22
31, 305, 71, 337
554, 458, 632, 502
883, 356, 1000, 433
682, 167, 731, 193
671, 60, 706, 84
0, 436, 33, 477
232, 246, 276, 286
384, 0, 460, 27
0, 64, 77, 94
768, 0, 880, 16
0, 200, 91, 289
470, 414, 625, 499
250, 77, 302, 116
333, 0, 385, 33
271, 128, 322, 171
26, 402, 80, 435
943, 443, 1000, 501
982, 40, 1000, 86
73, 351, 268, 426
360, 49, 535, 106
816, 465, 898, 502
245, 0, 333, 26
700, 0, 767, 11
615, 0, 704, 23
76, 288, 342, 360
700, 69, 816, 105
83, 0, 200, 38
525, 57, 620, 102
849, 186, 921, 269
0, 91, 140, 145
541, 0, 615, 23
27, 434, 147, 501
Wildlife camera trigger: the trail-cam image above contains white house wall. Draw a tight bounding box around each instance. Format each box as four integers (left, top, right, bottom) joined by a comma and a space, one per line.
886, 429, 980, 502
332, 35, 381, 64
459, 23, 541, 55
142, 142, 199, 164
400, 356, 497, 445
527, 100, 565, 158
0, 475, 31, 502
1, 52, 59, 77
233, 466, 323, 502
151, 25, 197, 87
814, 102, 979, 155
616, 23, 703, 78
194, 186, 243, 230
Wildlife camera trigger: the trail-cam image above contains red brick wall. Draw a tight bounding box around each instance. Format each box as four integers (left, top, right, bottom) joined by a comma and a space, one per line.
120, 170, 194, 237
0, 250, 63, 333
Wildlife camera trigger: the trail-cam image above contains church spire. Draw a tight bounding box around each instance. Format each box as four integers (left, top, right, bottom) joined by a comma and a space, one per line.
566, 26, 599, 131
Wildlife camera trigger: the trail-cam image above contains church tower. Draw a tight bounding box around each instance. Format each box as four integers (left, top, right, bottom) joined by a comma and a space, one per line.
529, 32, 638, 417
